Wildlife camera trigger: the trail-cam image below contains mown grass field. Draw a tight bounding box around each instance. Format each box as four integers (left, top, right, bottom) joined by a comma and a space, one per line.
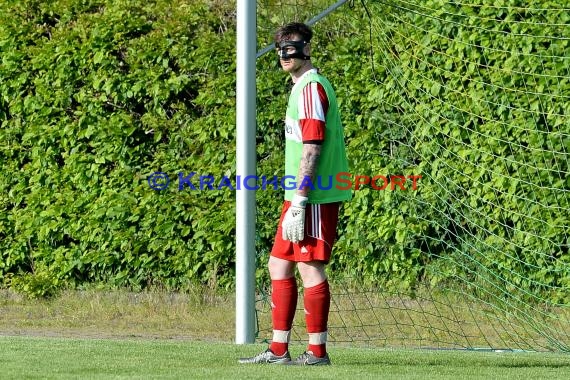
1, 289, 569, 379
1, 337, 570, 379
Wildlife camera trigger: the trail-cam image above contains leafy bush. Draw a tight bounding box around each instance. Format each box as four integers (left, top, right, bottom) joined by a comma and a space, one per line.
1, 0, 567, 303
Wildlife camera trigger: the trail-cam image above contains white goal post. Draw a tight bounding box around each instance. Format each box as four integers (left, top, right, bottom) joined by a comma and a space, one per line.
235, 0, 257, 344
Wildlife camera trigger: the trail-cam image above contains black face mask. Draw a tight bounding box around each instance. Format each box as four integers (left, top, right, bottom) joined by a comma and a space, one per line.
275, 40, 310, 60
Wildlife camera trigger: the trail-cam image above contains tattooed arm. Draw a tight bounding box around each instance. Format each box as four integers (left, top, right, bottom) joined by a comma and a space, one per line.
296, 143, 322, 197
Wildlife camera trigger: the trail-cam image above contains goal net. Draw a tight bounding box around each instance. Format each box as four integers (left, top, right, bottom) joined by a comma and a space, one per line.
254, 0, 569, 352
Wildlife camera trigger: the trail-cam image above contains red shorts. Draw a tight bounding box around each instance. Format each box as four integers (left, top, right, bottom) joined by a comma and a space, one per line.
271, 201, 341, 263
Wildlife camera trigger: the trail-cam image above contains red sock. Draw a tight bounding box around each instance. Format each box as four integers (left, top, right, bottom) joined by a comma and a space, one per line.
304, 280, 330, 358
270, 277, 298, 356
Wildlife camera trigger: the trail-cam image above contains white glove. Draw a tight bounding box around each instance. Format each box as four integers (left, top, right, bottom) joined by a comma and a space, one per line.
282, 194, 308, 243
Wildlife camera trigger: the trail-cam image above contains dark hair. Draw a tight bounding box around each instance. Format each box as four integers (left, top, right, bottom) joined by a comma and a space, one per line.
274, 22, 313, 44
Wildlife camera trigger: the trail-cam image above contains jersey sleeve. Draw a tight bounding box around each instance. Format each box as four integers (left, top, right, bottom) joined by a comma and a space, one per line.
298, 81, 329, 143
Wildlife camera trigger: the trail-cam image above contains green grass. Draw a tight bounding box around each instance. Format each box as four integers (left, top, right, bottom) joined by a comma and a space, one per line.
1, 288, 569, 378
1, 337, 569, 379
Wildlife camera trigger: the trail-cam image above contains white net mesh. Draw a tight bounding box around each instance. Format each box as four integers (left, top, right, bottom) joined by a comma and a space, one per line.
254, 0, 569, 351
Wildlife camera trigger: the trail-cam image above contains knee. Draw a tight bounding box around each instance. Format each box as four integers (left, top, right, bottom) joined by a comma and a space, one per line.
268, 257, 295, 280
298, 262, 327, 288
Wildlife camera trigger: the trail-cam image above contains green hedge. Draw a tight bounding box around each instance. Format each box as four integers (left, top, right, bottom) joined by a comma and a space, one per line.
0, 0, 568, 302
0, 0, 240, 292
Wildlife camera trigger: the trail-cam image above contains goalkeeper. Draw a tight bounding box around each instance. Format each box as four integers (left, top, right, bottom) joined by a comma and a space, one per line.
239, 22, 352, 366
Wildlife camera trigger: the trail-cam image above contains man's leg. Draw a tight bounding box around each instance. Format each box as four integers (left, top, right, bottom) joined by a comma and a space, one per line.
268, 256, 297, 356
238, 256, 296, 364
238, 201, 298, 364
287, 202, 340, 365
297, 261, 331, 362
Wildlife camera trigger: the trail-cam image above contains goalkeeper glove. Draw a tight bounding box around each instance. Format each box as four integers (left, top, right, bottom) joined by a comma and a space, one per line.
282, 194, 308, 243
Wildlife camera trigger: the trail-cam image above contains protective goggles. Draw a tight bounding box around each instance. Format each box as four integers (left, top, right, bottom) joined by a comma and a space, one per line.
275, 40, 310, 60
